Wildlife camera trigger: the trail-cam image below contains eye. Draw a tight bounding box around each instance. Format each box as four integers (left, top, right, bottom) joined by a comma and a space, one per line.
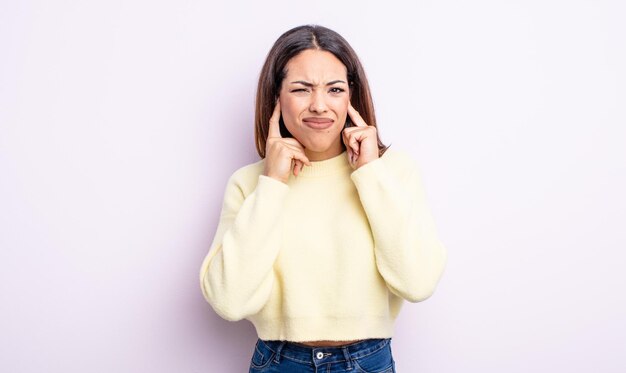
330, 87, 345, 94
291, 88, 309, 93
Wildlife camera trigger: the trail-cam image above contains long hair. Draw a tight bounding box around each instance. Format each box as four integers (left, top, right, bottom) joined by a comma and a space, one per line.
254, 24, 390, 158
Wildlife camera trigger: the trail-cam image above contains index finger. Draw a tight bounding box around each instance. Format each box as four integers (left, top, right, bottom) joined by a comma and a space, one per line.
268, 99, 282, 138
347, 102, 368, 127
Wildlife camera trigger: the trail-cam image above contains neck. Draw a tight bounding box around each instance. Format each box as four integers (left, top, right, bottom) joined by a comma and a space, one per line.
304, 142, 345, 161
297, 149, 350, 177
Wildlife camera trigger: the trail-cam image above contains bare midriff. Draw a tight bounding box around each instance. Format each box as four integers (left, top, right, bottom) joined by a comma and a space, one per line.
293, 339, 365, 347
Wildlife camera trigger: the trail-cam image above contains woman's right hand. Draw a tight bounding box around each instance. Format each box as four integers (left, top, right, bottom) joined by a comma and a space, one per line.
263, 99, 311, 184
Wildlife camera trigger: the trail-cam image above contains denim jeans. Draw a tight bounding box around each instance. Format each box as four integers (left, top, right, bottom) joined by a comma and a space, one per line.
248, 337, 396, 372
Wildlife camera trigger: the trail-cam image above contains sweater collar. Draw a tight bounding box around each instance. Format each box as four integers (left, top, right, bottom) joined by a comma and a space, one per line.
296, 150, 351, 177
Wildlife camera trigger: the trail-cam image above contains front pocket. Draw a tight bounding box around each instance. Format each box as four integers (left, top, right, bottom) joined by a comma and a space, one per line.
352, 340, 394, 373
249, 340, 276, 370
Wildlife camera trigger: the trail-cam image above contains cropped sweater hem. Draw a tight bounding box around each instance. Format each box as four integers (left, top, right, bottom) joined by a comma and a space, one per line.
250, 315, 395, 342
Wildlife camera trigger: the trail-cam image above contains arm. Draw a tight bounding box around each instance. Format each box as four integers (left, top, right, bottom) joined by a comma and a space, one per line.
350, 151, 448, 302
199, 172, 289, 321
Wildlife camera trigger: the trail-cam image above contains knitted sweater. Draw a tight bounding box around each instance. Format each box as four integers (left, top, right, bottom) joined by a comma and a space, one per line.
199, 148, 447, 342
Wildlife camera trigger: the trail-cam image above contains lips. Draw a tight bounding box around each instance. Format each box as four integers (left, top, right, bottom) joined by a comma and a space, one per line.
303, 117, 334, 129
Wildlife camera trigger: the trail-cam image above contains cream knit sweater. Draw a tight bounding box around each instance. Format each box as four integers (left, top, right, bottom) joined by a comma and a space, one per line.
199, 148, 447, 342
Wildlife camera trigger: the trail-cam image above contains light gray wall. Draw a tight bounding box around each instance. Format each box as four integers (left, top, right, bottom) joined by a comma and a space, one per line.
1, 0, 624, 372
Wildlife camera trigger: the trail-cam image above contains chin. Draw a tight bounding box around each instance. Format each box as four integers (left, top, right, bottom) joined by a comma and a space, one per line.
305, 134, 341, 148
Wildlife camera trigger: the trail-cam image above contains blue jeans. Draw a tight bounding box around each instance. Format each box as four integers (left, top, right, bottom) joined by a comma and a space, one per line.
248, 338, 396, 372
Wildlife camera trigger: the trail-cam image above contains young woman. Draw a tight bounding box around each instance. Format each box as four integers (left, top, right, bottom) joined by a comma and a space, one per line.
199, 24, 448, 373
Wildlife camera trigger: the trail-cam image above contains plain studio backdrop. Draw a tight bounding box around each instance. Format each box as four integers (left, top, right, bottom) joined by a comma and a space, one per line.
1, 0, 624, 372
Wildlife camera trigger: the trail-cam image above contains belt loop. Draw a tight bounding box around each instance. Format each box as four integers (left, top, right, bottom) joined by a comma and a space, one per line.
273, 341, 287, 363
342, 346, 353, 370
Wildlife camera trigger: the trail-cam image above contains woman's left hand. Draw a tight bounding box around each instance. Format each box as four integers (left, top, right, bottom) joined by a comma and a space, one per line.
342, 102, 379, 170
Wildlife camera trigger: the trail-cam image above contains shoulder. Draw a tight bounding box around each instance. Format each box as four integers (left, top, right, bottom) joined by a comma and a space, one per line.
379, 147, 421, 177
381, 147, 414, 164
225, 158, 266, 196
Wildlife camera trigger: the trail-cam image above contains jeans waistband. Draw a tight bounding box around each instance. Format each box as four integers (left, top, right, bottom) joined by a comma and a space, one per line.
259, 338, 391, 366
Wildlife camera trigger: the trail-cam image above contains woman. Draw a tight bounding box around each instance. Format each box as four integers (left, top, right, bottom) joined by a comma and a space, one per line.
199, 24, 448, 372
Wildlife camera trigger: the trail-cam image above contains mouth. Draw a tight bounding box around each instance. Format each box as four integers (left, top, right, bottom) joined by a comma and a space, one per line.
303, 118, 334, 130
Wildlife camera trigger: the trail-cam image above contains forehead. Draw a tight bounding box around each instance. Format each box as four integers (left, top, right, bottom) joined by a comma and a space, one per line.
284, 49, 347, 81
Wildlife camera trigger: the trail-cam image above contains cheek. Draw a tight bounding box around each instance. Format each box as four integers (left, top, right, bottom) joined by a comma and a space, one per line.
278, 95, 304, 117
333, 98, 350, 117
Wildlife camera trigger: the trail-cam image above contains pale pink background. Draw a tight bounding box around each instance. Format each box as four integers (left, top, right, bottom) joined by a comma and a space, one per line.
1, 1, 625, 372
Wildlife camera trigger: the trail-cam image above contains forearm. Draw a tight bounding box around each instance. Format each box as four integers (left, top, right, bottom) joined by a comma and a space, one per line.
351, 155, 448, 302
199, 174, 289, 320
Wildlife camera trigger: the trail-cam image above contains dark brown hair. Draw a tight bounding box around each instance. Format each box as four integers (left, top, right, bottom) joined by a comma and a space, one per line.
254, 24, 391, 158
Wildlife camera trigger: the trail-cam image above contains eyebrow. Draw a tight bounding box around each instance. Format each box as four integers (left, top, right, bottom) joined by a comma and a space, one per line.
290, 80, 347, 87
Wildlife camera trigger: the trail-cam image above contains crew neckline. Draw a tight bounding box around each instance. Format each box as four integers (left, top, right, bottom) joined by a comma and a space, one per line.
296, 150, 351, 177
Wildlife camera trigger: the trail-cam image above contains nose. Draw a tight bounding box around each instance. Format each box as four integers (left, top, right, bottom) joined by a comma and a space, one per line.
308, 90, 328, 113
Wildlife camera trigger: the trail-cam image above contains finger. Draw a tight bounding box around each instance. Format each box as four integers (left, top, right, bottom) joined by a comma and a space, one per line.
281, 135, 308, 150
279, 141, 309, 157
293, 159, 303, 176
268, 99, 282, 138
291, 150, 312, 167
347, 103, 368, 127
346, 146, 353, 164
272, 141, 312, 166
342, 128, 360, 156
281, 137, 307, 150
